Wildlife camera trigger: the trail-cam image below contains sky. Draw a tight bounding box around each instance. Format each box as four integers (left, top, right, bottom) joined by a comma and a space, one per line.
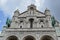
0, 0, 60, 34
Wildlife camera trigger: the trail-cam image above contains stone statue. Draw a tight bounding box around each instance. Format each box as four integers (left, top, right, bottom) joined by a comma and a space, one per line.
6, 17, 11, 28
51, 16, 56, 27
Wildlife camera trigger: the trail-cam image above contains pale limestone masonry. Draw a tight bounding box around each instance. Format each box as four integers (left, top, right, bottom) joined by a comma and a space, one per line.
0, 4, 60, 40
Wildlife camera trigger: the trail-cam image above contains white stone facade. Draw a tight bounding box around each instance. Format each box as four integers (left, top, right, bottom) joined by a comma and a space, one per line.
0, 4, 60, 40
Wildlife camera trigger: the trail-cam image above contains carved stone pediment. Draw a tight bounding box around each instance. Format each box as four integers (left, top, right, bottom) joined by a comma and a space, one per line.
18, 10, 45, 17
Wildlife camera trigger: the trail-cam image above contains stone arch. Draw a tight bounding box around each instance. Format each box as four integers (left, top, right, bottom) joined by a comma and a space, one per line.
6, 35, 18, 40
40, 35, 54, 40
23, 35, 36, 40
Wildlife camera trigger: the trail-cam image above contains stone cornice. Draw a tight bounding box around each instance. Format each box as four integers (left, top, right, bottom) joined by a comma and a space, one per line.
3, 28, 55, 32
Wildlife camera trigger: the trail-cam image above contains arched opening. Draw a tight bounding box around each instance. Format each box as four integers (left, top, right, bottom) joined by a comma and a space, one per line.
20, 26, 22, 28
41, 25, 43, 28
41, 35, 54, 40
29, 18, 34, 28
30, 7, 34, 10
40, 20, 43, 22
7, 36, 18, 40
24, 35, 35, 40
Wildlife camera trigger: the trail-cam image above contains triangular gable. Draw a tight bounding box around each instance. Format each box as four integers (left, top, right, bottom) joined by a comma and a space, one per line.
19, 10, 45, 17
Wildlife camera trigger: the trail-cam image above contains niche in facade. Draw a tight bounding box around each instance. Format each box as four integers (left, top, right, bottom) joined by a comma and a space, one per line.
29, 18, 34, 28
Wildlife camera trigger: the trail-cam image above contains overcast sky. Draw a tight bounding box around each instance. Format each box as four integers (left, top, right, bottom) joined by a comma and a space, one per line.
0, 0, 60, 32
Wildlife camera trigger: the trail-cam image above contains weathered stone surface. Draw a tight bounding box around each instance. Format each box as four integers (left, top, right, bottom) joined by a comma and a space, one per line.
0, 4, 60, 40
